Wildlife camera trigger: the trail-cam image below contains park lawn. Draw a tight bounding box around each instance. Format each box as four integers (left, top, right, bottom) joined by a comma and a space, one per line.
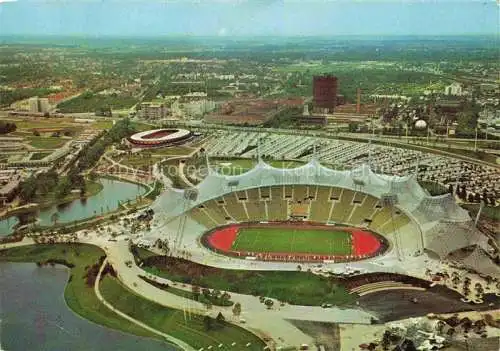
268, 160, 305, 168
27, 136, 68, 149
138, 254, 356, 307
0, 244, 160, 341
100, 276, 265, 351
232, 228, 352, 255
461, 203, 500, 221
139, 275, 234, 307
213, 158, 256, 175
93, 120, 114, 130
30, 151, 52, 160
1, 118, 76, 130
57, 95, 138, 113
149, 146, 195, 157
131, 121, 154, 132
118, 154, 155, 169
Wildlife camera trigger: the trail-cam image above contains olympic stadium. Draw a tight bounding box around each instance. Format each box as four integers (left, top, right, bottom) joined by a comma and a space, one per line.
127, 128, 193, 148
147, 159, 496, 276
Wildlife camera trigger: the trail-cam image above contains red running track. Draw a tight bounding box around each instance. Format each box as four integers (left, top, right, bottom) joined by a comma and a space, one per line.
207, 225, 239, 251
352, 230, 381, 256
206, 223, 383, 262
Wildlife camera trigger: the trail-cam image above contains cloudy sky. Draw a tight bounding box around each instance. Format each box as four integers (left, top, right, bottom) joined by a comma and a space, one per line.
0, 0, 497, 37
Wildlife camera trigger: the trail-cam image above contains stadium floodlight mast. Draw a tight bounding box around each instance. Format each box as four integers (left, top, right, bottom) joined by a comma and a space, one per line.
368, 137, 373, 170
474, 200, 484, 228
385, 179, 403, 261
175, 188, 199, 253
413, 153, 420, 178
204, 149, 211, 171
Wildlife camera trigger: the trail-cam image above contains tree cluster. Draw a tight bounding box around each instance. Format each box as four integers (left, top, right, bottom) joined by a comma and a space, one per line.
75, 118, 136, 171
0, 121, 16, 134
203, 312, 226, 331
19, 167, 87, 203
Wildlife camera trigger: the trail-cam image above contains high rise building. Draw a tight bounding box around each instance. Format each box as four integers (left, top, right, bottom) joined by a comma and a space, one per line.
27, 96, 51, 113
28, 97, 39, 113
139, 102, 169, 120
39, 98, 50, 113
313, 75, 337, 113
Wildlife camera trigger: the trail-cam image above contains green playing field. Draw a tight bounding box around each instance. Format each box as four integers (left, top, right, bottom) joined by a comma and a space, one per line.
231, 227, 353, 255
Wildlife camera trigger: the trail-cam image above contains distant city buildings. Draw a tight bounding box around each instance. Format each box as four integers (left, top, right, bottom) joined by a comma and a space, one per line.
171, 99, 216, 118
138, 102, 169, 120
478, 109, 500, 130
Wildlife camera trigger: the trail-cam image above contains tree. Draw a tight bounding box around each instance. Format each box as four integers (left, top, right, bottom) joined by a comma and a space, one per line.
381, 331, 392, 350
264, 299, 274, 310
474, 193, 481, 203
19, 176, 37, 202
232, 302, 242, 318
348, 122, 359, 132
203, 315, 213, 331
56, 177, 72, 198
0, 121, 16, 134
467, 193, 474, 203
215, 312, 225, 328
192, 285, 201, 300
448, 184, 454, 194
221, 292, 231, 303
50, 212, 60, 226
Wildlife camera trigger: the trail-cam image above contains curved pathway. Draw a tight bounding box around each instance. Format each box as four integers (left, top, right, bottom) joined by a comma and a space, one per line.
94, 258, 195, 351
1, 233, 374, 349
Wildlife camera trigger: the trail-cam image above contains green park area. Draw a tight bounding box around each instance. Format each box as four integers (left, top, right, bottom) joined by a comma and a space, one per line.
232, 227, 352, 256
0, 244, 265, 350
100, 277, 264, 350
19, 171, 103, 209
0, 244, 159, 340
117, 146, 195, 169
30, 152, 52, 160
27, 136, 68, 149
57, 92, 138, 113
136, 250, 356, 307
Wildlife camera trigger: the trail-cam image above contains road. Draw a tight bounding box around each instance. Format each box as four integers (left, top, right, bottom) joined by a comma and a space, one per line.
1, 233, 375, 350
94, 258, 196, 351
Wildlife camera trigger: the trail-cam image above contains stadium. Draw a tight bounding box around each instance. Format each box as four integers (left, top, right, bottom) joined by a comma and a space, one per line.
149, 159, 494, 275
127, 128, 193, 148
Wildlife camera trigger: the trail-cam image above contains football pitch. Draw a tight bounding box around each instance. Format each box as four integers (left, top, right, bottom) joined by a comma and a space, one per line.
231, 227, 353, 255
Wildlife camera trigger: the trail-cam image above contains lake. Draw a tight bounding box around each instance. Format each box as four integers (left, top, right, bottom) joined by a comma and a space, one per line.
0, 178, 146, 236
0, 262, 177, 351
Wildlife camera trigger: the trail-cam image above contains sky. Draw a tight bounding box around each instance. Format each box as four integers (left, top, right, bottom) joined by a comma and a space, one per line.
0, 0, 498, 37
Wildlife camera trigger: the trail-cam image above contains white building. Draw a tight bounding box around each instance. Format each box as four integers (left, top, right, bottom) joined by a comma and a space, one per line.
444, 82, 463, 96
28, 96, 50, 113
28, 97, 39, 113
39, 98, 50, 113
138, 102, 169, 120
